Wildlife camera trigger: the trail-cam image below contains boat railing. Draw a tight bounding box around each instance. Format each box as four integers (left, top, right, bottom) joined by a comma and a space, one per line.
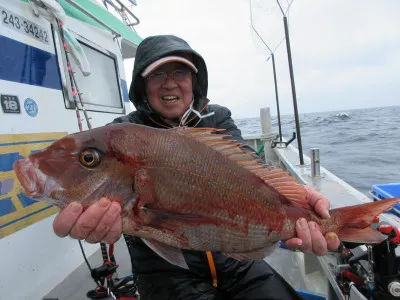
103, 0, 140, 29
64, 0, 123, 38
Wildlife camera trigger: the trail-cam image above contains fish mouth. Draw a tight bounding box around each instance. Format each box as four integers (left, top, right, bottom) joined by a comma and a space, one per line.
13, 158, 61, 199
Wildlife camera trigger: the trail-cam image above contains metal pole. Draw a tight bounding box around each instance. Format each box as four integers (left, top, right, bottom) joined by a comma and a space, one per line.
310, 148, 320, 177
271, 53, 282, 141
283, 15, 304, 165
260, 107, 276, 165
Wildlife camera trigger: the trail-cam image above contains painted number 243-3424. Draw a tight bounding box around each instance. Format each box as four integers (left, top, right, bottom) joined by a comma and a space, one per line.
1, 7, 49, 44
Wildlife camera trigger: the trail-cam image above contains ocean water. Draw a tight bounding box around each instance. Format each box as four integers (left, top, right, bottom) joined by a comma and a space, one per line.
234, 106, 400, 196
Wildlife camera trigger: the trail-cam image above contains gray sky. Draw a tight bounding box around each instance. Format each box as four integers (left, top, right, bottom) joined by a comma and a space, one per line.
124, 0, 400, 118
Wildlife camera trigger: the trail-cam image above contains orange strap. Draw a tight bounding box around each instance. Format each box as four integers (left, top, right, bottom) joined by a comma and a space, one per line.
206, 251, 218, 287
148, 116, 172, 129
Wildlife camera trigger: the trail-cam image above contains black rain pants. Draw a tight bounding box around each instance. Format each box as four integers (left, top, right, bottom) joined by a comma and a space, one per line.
125, 236, 303, 300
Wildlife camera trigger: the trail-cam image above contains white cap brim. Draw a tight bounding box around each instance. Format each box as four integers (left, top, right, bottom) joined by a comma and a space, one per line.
141, 56, 198, 77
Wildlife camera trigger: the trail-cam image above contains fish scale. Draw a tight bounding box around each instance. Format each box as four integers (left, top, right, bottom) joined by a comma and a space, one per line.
122, 129, 295, 251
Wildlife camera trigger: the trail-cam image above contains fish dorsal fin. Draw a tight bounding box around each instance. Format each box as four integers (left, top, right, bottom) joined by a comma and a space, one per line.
172, 127, 310, 210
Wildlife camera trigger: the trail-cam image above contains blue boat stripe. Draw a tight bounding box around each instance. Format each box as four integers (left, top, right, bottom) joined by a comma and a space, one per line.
0, 153, 24, 172
18, 193, 39, 208
0, 139, 58, 147
0, 35, 62, 90
0, 204, 53, 229
120, 79, 130, 103
0, 198, 16, 217
0, 140, 58, 171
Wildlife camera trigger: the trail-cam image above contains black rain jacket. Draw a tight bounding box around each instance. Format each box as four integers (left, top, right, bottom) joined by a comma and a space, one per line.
110, 35, 302, 300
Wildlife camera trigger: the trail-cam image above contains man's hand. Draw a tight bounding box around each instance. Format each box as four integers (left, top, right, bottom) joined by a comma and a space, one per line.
284, 186, 340, 256
52, 198, 123, 244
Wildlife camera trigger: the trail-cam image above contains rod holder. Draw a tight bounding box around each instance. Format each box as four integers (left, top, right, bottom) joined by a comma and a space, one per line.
310, 148, 320, 177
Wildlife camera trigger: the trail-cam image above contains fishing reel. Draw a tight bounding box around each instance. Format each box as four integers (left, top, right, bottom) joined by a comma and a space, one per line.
87, 261, 138, 299
83, 242, 138, 299
335, 224, 400, 300
90, 260, 118, 283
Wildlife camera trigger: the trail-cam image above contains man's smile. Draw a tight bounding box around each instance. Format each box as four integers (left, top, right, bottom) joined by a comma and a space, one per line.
161, 95, 180, 103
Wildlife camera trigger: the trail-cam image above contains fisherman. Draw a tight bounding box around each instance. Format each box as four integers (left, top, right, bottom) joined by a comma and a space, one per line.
53, 34, 340, 299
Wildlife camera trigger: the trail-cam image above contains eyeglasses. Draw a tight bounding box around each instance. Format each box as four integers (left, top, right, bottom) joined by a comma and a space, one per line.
146, 70, 192, 85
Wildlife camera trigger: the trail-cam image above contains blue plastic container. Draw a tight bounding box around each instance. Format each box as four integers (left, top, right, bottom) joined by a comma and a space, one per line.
296, 289, 327, 300
371, 183, 400, 212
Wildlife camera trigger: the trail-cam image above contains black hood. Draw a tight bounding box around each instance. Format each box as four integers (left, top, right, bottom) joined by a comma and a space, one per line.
128, 35, 208, 113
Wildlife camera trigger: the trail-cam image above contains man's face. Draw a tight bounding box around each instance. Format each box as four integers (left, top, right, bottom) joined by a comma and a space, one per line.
145, 62, 194, 121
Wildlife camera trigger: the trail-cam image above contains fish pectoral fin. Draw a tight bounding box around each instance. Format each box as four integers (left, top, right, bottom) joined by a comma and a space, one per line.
223, 243, 279, 262
337, 226, 388, 244
142, 206, 213, 223
141, 238, 189, 269
121, 194, 138, 218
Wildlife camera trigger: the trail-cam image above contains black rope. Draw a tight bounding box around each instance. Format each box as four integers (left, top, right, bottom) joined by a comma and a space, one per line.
79, 240, 102, 287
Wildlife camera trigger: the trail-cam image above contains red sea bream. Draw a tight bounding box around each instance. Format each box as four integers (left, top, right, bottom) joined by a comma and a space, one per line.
13, 123, 400, 269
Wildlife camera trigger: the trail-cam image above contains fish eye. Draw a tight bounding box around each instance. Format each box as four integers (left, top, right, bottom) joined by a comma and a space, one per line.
79, 149, 101, 168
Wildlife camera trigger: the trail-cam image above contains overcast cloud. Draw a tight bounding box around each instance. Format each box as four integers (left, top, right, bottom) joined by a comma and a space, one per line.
124, 0, 400, 118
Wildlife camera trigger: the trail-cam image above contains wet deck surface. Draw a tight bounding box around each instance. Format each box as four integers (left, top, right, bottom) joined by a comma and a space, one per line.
44, 240, 309, 300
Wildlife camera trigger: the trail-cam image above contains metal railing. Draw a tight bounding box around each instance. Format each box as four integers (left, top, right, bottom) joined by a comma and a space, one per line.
65, 0, 136, 38
103, 0, 140, 28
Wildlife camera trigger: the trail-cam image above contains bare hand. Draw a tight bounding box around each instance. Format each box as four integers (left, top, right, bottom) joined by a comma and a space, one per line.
284, 186, 340, 255
52, 198, 122, 244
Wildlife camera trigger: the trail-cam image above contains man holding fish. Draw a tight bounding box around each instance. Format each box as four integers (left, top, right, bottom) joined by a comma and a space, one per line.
53, 34, 340, 299
15, 35, 398, 299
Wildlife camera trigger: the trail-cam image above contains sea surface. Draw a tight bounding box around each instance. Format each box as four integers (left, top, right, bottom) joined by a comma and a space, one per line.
234, 105, 400, 196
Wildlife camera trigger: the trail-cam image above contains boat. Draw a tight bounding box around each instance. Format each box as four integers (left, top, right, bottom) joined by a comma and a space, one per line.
1, 1, 399, 299
0, 0, 140, 298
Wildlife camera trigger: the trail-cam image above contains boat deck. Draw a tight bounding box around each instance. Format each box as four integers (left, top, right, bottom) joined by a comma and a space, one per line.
43, 240, 311, 300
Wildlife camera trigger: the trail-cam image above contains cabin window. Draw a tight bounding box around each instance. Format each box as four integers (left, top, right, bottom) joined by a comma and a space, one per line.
54, 30, 125, 114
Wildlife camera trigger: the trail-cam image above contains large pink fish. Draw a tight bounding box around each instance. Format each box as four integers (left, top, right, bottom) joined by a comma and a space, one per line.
13, 123, 400, 269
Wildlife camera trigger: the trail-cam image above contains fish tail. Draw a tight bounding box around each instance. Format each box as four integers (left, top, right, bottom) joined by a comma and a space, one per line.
331, 197, 400, 244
